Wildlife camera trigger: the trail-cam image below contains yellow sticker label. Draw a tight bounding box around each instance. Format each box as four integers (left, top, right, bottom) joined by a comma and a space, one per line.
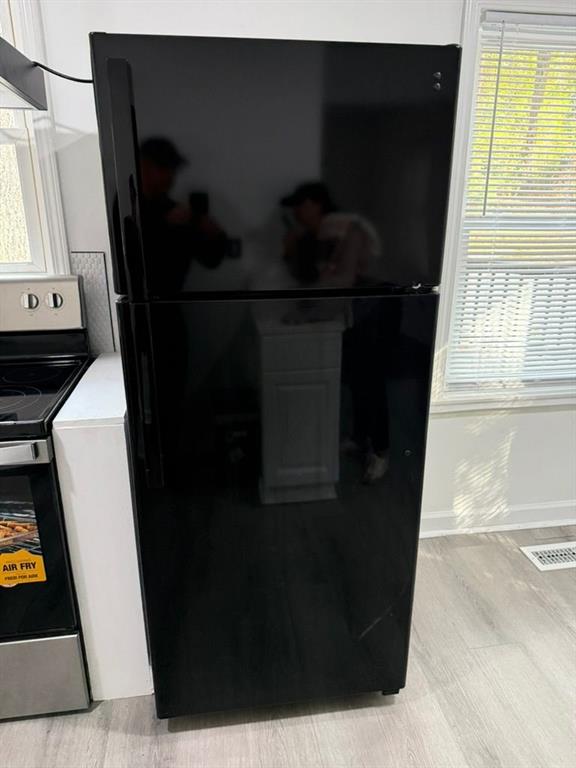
0, 549, 47, 587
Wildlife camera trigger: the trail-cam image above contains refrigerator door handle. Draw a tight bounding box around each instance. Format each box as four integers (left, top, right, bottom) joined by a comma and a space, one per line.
129, 306, 164, 489
107, 58, 148, 301
139, 348, 164, 489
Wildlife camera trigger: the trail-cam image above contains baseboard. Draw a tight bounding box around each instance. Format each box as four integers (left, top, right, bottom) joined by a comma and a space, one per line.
419, 499, 576, 538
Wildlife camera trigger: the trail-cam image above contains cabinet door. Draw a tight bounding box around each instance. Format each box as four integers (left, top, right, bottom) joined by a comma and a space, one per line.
262, 367, 340, 493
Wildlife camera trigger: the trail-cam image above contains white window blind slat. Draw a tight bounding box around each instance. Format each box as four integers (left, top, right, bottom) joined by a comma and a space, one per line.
445, 14, 576, 393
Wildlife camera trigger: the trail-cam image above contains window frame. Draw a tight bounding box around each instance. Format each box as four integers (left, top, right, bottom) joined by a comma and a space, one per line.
432, 0, 576, 414
0, 0, 68, 275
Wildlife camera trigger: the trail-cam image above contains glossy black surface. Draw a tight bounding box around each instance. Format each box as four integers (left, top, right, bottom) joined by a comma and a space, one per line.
119, 293, 436, 717
92, 35, 459, 299
0, 330, 89, 362
0, 361, 86, 433
0, 331, 90, 439
0, 467, 77, 639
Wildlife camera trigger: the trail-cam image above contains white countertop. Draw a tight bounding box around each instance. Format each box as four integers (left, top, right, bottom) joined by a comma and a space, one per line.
54, 353, 126, 428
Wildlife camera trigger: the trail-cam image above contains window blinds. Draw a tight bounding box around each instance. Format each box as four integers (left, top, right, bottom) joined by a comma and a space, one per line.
445, 15, 576, 391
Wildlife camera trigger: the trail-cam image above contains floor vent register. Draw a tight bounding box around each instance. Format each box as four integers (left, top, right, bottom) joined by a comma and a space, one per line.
520, 542, 576, 572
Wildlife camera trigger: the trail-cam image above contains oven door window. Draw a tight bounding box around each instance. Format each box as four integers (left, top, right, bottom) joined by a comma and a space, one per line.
0, 466, 76, 639
0, 476, 46, 586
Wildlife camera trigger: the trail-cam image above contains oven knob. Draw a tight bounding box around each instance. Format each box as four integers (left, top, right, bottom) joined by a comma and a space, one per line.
20, 292, 39, 310
45, 292, 64, 309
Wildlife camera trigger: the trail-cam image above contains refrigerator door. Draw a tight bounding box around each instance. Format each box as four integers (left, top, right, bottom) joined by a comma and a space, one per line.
119, 293, 437, 717
92, 34, 459, 298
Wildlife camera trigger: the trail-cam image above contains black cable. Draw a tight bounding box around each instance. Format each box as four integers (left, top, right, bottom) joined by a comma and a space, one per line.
33, 60, 93, 84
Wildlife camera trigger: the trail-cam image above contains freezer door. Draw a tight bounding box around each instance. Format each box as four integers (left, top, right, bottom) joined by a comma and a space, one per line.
119, 293, 437, 717
92, 34, 459, 297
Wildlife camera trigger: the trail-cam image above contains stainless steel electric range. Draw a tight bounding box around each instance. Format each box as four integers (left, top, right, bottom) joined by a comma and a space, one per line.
0, 276, 91, 719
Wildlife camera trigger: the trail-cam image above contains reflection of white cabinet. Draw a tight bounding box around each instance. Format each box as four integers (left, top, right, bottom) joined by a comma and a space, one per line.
255, 308, 345, 504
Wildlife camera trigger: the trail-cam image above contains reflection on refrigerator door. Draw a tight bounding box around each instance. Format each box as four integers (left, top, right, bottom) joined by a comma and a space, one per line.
256, 299, 346, 504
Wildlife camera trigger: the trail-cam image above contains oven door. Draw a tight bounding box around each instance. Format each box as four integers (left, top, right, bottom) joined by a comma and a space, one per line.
0, 439, 77, 639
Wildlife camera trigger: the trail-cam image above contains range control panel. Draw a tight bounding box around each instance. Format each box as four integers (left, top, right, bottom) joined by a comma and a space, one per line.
0, 276, 84, 332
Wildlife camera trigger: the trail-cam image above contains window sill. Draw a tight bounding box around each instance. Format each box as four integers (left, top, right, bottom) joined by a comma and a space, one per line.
0, 263, 47, 275
430, 387, 576, 415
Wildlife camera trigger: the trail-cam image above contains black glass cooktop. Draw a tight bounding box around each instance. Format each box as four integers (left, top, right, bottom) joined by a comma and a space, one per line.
0, 360, 86, 435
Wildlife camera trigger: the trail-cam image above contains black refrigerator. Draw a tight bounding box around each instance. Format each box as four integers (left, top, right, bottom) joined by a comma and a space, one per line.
91, 34, 460, 718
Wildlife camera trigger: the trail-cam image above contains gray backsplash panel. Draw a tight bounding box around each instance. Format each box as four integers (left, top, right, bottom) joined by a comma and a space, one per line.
70, 251, 115, 354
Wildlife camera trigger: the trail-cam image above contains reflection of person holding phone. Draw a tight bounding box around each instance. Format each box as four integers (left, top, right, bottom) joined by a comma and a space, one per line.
187, 191, 232, 270
139, 137, 231, 289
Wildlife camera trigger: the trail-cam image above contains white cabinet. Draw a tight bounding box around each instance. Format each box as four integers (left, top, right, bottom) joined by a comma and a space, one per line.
256, 308, 345, 504
53, 354, 152, 701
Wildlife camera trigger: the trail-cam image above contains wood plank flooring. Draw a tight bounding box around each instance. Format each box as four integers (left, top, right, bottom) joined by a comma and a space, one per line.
2, 526, 575, 768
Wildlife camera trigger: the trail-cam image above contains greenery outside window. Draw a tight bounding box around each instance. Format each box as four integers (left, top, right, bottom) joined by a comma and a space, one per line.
435, 6, 576, 409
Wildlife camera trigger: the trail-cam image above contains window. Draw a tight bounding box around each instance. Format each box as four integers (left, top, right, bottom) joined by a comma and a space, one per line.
0, 98, 46, 271
0, 0, 67, 273
441, 11, 576, 405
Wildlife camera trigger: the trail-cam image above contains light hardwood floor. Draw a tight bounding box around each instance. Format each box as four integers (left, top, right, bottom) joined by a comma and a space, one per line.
2, 526, 575, 768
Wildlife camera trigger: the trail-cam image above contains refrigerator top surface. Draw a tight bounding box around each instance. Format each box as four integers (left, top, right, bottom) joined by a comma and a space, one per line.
91, 34, 459, 300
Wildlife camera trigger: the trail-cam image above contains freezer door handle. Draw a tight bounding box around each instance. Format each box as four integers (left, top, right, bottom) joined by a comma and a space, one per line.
107, 57, 148, 300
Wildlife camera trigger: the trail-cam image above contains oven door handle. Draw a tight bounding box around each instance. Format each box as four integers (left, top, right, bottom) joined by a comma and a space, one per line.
0, 441, 52, 467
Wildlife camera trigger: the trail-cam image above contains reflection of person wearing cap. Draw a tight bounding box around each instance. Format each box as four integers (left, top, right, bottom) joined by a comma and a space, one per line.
280, 181, 380, 288
281, 182, 337, 233
140, 137, 187, 204
139, 137, 230, 290
281, 181, 387, 483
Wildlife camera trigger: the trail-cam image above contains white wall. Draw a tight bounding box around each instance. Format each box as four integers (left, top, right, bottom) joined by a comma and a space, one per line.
38, 0, 576, 534
38, 0, 462, 256
422, 407, 576, 535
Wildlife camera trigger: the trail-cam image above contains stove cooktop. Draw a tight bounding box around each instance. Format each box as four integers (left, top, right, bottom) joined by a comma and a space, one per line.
0, 359, 88, 438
